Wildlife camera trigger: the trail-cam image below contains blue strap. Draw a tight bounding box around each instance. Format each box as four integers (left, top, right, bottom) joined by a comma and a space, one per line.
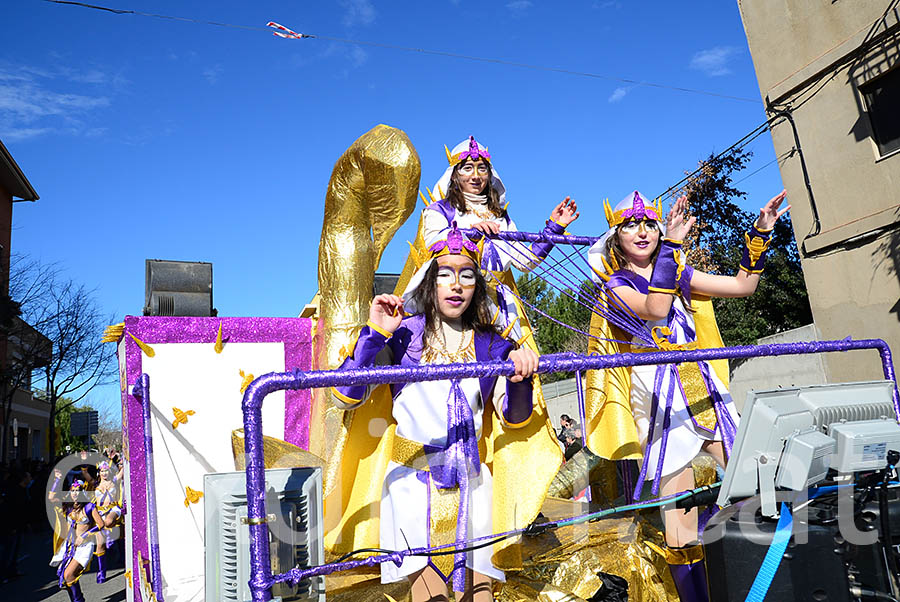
744, 502, 793, 602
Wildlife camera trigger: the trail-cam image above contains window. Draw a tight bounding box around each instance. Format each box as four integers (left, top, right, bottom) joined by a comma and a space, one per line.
861, 66, 900, 157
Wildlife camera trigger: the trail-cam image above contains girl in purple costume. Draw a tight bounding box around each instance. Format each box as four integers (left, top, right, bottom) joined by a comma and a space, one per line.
588, 190, 789, 602
49, 473, 104, 602
424, 136, 578, 336
332, 226, 539, 602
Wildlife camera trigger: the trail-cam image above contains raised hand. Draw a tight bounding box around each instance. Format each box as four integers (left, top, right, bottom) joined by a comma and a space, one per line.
549, 196, 579, 227
665, 195, 696, 241
369, 294, 404, 334
756, 190, 790, 231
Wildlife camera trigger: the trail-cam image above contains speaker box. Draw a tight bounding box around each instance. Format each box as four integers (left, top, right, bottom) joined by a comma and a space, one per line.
704, 494, 900, 601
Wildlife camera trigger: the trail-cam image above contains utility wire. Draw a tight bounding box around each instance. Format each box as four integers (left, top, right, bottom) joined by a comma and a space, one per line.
41, 0, 760, 104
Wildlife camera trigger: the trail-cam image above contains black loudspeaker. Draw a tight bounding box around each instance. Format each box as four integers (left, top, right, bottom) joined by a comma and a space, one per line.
706, 507, 851, 602
705, 495, 900, 601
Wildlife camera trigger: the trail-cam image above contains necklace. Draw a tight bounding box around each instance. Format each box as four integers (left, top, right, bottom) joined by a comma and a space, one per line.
423, 327, 474, 364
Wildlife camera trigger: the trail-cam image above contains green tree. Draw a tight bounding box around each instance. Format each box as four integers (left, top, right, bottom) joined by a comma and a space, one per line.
515, 274, 593, 382
51, 397, 97, 453
681, 149, 813, 345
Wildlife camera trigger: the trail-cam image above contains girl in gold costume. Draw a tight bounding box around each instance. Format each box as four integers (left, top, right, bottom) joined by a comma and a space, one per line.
587, 189, 789, 602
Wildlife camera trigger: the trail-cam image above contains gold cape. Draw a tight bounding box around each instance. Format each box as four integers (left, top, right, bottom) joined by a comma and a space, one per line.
322, 208, 564, 571
584, 291, 730, 461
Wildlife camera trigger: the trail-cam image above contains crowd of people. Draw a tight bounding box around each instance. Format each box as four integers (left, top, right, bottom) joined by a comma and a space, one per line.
0, 446, 124, 598
0, 457, 53, 584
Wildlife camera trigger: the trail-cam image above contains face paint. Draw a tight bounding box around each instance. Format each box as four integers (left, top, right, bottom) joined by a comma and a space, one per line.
457, 161, 489, 177
436, 265, 478, 289
619, 219, 660, 235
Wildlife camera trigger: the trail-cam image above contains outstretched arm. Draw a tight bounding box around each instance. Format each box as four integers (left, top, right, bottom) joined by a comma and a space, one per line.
690, 191, 790, 298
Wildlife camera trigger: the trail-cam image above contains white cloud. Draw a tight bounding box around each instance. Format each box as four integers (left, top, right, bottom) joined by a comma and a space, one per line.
0, 126, 52, 142
203, 65, 223, 85
340, 0, 376, 27
349, 46, 368, 68
0, 64, 113, 141
507, 0, 532, 12
608, 87, 628, 103
316, 43, 369, 69
690, 46, 738, 77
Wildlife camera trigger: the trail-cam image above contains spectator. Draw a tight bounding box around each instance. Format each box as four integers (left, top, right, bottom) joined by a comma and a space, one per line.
563, 434, 583, 461
557, 414, 573, 443
0, 469, 31, 582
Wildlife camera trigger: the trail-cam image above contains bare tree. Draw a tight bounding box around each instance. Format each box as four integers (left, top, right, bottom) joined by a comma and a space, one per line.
6, 256, 116, 461
1, 256, 55, 462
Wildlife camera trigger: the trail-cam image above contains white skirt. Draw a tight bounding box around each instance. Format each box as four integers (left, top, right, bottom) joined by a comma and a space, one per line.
379, 460, 503, 585
631, 362, 739, 479
51, 540, 95, 569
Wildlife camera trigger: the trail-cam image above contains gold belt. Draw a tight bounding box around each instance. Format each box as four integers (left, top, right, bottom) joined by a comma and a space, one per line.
391, 434, 460, 579
391, 434, 432, 472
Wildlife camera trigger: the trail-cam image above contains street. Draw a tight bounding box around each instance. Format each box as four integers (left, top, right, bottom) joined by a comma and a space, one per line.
2, 527, 125, 602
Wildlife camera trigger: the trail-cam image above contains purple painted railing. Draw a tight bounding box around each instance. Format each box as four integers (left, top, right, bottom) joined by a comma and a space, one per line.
133, 373, 165, 602
240, 337, 898, 601
461, 228, 599, 246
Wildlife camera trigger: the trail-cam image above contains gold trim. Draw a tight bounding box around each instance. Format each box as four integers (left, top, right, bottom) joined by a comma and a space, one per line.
128, 333, 155, 358
239, 369, 255, 394
665, 544, 705, 565
214, 323, 224, 354
739, 265, 765, 275
101, 322, 125, 343
366, 320, 393, 339
331, 387, 364, 406
647, 286, 678, 294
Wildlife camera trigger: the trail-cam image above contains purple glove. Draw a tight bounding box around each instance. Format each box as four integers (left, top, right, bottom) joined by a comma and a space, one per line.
501, 377, 534, 427
740, 224, 773, 274
529, 219, 566, 260
648, 238, 683, 294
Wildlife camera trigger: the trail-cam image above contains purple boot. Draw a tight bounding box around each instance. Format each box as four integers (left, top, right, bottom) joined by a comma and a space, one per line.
667, 545, 709, 602
96, 550, 108, 584
67, 581, 86, 602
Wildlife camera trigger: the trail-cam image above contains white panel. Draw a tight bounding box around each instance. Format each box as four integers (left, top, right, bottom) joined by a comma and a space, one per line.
143, 342, 286, 602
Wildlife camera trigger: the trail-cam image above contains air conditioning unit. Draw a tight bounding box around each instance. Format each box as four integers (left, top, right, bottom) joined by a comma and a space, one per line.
204, 467, 325, 602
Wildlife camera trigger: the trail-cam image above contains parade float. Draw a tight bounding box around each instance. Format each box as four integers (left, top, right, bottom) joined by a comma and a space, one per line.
108, 125, 900, 602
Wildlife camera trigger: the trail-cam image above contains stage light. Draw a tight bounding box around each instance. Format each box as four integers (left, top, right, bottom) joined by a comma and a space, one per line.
144, 259, 216, 316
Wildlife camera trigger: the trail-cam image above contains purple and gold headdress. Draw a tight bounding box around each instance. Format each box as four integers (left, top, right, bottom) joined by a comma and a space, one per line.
426, 221, 482, 265
401, 223, 487, 314
603, 191, 663, 229
71, 479, 86, 491
445, 135, 491, 166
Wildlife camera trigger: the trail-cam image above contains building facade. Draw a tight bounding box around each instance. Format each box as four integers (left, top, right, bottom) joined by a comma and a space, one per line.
0, 139, 50, 461
738, 2, 900, 382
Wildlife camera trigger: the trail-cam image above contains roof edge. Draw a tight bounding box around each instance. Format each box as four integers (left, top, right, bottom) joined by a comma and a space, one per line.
0, 138, 39, 201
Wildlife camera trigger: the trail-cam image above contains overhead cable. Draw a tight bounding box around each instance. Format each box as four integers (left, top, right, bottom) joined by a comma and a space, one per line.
40, 1, 760, 104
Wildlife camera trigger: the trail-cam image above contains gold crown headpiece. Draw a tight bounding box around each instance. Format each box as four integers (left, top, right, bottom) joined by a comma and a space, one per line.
427, 222, 483, 265
445, 135, 491, 167
603, 191, 663, 229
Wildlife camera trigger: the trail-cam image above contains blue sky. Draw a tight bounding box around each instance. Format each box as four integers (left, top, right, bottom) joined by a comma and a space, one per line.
2, 1, 785, 416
